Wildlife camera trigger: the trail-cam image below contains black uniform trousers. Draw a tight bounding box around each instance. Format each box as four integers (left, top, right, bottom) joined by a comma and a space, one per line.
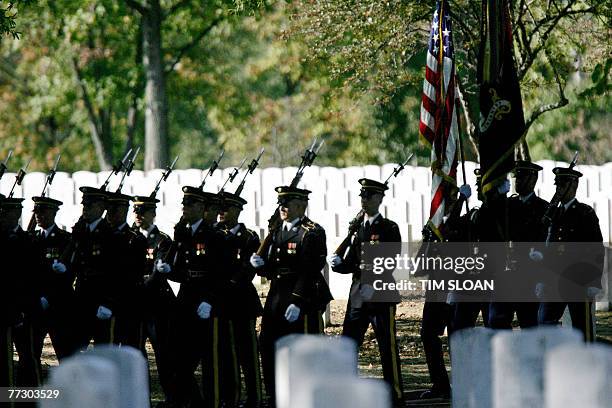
231, 318, 263, 406
12, 321, 42, 386
538, 301, 595, 342
488, 302, 539, 329
420, 300, 451, 394
173, 314, 238, 408
1, 326, 14, 387
33, 308, 77, 361
450, 302, 490, 332
260, 311, 324, 401
342, 303, 403, 402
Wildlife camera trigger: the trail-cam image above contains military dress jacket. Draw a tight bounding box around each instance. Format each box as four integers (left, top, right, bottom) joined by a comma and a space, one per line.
169, 221, 229, 317
32, 224, 74, 313
218, 222, 263, 319
261, 217, 332, 314
0, 226, 37, 326
68, 218, 117, 314
136, 225, 173, 307
332, 215, 401, 306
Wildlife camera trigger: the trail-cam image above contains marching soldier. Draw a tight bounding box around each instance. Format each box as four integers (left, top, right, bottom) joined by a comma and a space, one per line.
328, 178, 404, 403
103, 191, 148, 348
30, 196, 76, 361
217, 191, 264, 408
157, 187, 233, 408
536, 166, 604, 341
488, 161, 549, 329
250, 186, 332, 401
0, 197, 41, 386
65, 187, 117, 347
131, 195, 176, 405
416, 183, 471, 400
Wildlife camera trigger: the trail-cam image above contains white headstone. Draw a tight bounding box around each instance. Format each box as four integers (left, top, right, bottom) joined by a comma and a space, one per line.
492, 327, 582, 408
451, 327, 496, 408
86, 345, 149, 408
296, 377, 391, 408
41, 355, 120, 408
545, 343, 612, 408
275, 334, 358, 408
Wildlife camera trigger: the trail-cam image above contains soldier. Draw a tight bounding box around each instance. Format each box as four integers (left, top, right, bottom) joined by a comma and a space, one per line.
131, 195, 175, 406
535, 166, 604, 341
217, 191, 263, 408
416, 183, 471, 400
488, 161, 549, 329
328, 178, 404, 403
103, 191, 148, 349
30, 196, 76, 361
157, 187, 233, 408
0, 197, 41, 386
445, 170, 496, 332
250, 186, 332, 402
65, 187, 117, 347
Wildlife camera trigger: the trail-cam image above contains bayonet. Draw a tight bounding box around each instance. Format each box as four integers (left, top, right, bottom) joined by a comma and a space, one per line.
384, 153, 413, 185
219, 157, 247, 193
100, 148, 133, 191
235, 148, 264, 196
8, 158, 31, 198
40, 154, 61, 197
199, 149, 225, 190
0, 149, 13, 181
116, 146, 140, 193
150, 155, 179, 198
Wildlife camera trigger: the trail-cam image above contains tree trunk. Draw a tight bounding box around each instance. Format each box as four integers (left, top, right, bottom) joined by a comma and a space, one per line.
71, 56, 113, 170
141, 0, 168, 170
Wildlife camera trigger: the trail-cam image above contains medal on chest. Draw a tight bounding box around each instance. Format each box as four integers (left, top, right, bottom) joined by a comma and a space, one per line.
195, 242, 206, 256
287, 242, 297, 254
146, 248, 155, 260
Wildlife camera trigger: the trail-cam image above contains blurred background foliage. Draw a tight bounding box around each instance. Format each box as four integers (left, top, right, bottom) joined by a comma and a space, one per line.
0, 0, 609, 172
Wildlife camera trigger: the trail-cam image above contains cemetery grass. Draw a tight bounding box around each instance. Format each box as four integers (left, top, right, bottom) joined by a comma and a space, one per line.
38, 302, 612, 406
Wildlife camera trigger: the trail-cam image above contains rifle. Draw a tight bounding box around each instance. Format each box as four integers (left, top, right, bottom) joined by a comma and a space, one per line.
115, 147, 140, 193
27, 154, 61, 232
235, 148, 264, 196
150, 155, 179, 198
542, 151, 579, 228
334, 153, 413, 258
219, 157, 247, 193
0, 150, 13, 182
8, 158, 31, 198
199, 150, 225, 190
100, 148, 133, 191
256, 138, 324, 257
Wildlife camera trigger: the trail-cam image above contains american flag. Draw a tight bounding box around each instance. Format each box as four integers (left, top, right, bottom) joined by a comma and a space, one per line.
419, 0, 459, 237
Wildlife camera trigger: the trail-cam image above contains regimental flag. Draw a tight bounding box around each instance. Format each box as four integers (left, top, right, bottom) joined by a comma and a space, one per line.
478, 0, 526, 194
419, 0, 459, 237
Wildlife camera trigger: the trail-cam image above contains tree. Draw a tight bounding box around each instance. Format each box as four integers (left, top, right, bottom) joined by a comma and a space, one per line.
285, 0, 610, 163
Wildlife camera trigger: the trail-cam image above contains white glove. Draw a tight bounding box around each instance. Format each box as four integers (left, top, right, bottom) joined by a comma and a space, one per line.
459, 184, 472, 199
535, 283, 545, 299
359, 284, 375, 300
587, 286, 600, 299
250, 253, 265, 268
529, 248, 544, 262
96, 305, 113, 320
52, 260, 67, 273
156, 259, 171, 274
284, 304, 301, 323
497, 179, 510, 194
40, 297, 50, 311
197, 302, 212, 319
328, 254, 342, 268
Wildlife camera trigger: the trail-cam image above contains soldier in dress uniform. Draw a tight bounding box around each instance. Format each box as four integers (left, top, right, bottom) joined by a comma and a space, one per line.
536, 166, 604, 341
250, 186, 332, 402
488, 161, 548, 329
103, 191, 148, 349
30, 196, 76, 361
65, 187, 118, 347
157, 187, 233, 408
131, 195, 176, 406
217, 191, 263, 408
0, 197, 41, 386
328, 178, 404, 403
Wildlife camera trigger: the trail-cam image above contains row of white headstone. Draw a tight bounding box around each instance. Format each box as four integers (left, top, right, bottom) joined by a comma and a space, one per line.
40, 327, 611, 408
2, 161, 611, 243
